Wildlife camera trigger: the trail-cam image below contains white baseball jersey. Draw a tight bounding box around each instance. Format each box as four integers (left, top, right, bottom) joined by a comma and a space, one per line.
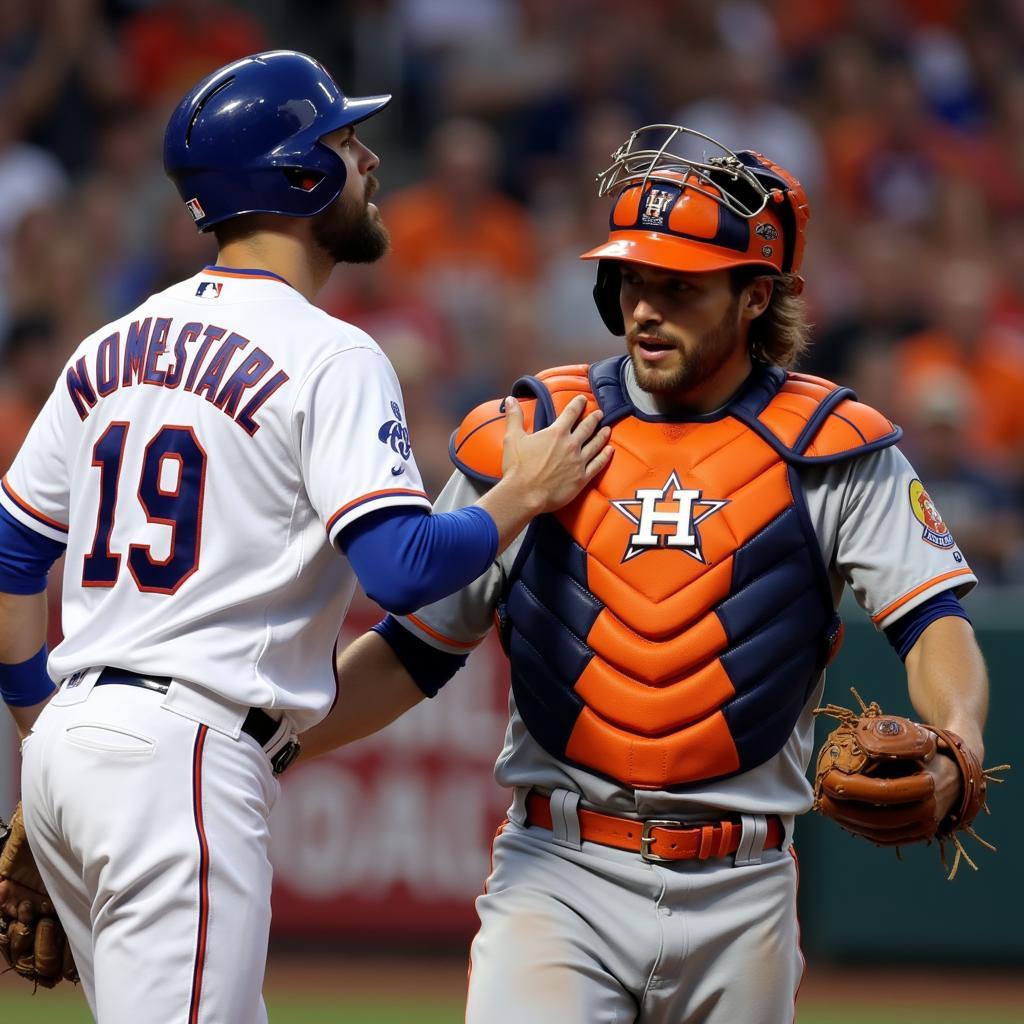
398, 360, 977, 822
1, 266, 430, 730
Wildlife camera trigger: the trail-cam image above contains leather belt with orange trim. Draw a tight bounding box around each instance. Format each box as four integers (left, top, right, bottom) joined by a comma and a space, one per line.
525, 791, 784, 863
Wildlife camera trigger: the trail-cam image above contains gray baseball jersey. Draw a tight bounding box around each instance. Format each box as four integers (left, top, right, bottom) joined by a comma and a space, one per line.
396, 361, 975, 1024
398, 363, 975, 824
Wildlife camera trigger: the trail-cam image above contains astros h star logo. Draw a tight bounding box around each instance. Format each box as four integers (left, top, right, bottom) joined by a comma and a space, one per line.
610, 469, 728, 564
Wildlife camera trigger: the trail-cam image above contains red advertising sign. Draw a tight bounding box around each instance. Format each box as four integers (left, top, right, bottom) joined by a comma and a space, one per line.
269, 607, 512, 939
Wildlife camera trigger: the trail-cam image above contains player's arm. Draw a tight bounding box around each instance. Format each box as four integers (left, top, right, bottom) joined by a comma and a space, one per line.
337, 395, 610, 616
0, 507, 63, 739
305, 469, 503, 759
300, 627, 428, 759
898, 614, 988, 820
890, 605, 988, 759
829, 446, 987, 827
0, 592, 52, 740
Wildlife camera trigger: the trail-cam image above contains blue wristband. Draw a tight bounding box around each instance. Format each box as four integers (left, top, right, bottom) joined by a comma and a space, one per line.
0, 644, 56, 707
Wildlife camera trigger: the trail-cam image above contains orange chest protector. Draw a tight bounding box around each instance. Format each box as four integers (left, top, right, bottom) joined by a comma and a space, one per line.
451, 357, 901, 790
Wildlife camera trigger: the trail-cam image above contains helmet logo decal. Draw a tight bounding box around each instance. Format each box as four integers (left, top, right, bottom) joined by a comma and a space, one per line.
641, 187, 678, 227
909, 479, 954, 548
755, 223, 778, 240
611, 470, 728, 563
761, 245, 773, 257
186, 197, 206, 222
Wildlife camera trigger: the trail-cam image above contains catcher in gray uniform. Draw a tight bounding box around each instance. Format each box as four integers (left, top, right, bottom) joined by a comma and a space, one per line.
303, 126, 994, 1023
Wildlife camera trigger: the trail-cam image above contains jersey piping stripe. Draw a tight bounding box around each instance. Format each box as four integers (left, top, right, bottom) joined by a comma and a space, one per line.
406, 613, 482, 651
466, 819, 508, 1019
870, 568, 975, 624
325, 488, 429, 533
1, 476, 68, 532
201, 265, 291, 284
789, 846, 804, 1023
188, 725, 211, 1024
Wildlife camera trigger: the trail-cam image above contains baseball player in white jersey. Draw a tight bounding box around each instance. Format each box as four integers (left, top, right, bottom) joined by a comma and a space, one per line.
301, 127, 992, 1023
0, 52, 612, 1020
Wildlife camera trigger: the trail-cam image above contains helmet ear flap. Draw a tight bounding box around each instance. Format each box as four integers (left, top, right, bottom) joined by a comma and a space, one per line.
594, 260, 625, 336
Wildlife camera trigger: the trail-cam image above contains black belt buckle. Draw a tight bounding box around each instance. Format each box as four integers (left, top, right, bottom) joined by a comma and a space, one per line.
270, 738, 301, 776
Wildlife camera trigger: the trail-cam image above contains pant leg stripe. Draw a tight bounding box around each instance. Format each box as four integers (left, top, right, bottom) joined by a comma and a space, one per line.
188, 725, 210, 1024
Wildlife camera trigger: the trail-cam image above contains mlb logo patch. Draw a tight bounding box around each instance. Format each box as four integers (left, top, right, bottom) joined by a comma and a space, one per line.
186, 197, 206, 222
196, 281, 223, 298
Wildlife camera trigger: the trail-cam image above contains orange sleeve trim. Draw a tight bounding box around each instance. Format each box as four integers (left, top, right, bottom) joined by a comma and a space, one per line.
1, 475, 68, 532
870, 568, 975, 624
405, 613, 482, 651
326, 487, 429, 533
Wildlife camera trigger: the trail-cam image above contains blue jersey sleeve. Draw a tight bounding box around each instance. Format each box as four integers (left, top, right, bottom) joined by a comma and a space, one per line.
883, 590, 970, 661
371, 615, 467, 697
338, 504, 498, 615
0, 502, 66, 594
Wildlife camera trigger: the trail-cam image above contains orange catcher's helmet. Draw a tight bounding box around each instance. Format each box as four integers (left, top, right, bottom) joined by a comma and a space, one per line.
580, 125, 810, 335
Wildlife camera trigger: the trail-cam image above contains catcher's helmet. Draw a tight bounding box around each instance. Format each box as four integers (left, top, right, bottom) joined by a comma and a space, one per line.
580, 125, 810, 335
164, 50, 391, 232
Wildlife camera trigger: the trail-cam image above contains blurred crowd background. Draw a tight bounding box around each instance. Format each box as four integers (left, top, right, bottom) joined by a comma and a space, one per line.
3, 0, 1024, 585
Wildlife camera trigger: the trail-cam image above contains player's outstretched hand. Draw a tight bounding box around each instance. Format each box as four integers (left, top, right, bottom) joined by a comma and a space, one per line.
477, 394, 613, 553
501, 395, 612, 514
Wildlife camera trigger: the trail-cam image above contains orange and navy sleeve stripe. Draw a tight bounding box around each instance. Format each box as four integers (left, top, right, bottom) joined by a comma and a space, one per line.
870, 568, 976, 625
325, 487, 429, 536
1, 476, 68, 534
405, 613, 483, 652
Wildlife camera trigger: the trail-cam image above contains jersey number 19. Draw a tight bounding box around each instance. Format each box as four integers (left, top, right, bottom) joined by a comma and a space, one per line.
82, 423, 207, 594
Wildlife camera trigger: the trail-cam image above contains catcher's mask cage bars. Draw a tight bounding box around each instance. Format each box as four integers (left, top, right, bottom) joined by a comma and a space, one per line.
595, 124, 782, 220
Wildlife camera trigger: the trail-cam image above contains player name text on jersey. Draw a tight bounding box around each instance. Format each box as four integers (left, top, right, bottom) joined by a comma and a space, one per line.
65, 316, 289, 436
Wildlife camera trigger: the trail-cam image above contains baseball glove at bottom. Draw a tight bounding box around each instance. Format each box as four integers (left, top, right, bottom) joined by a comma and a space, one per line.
812, 690, 1009, 880
0, 805, 78, 989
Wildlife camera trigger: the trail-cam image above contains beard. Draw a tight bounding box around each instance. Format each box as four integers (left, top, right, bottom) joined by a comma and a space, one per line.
311, 175, 390, 264
628, 295, 741, 398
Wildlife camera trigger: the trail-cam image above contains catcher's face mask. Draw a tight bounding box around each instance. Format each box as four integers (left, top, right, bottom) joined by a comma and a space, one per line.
580, 125, 811, 335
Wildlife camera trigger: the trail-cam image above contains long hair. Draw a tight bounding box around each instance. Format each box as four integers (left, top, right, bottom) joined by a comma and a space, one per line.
731, 268, 812, 369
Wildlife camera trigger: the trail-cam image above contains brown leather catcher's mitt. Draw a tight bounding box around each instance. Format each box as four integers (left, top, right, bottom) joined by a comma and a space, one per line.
0, 804, 78, 988
812, 690, 1010, 879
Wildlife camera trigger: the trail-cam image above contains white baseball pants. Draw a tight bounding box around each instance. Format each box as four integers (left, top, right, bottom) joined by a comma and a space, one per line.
20, 679, 280, 1023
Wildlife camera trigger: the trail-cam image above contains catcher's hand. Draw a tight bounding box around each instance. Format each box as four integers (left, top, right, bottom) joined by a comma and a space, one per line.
0, 805, 78, 989
812, 689, 1010, 880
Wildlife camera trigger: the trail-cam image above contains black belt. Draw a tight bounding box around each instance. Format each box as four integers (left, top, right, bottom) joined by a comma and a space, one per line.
93, 668, 301, 775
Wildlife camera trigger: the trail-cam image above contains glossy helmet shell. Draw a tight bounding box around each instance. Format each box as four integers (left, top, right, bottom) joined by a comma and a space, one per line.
164, 50, 390, 231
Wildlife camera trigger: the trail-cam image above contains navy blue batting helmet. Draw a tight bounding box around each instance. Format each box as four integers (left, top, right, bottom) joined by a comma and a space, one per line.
164, 50, 391, 232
